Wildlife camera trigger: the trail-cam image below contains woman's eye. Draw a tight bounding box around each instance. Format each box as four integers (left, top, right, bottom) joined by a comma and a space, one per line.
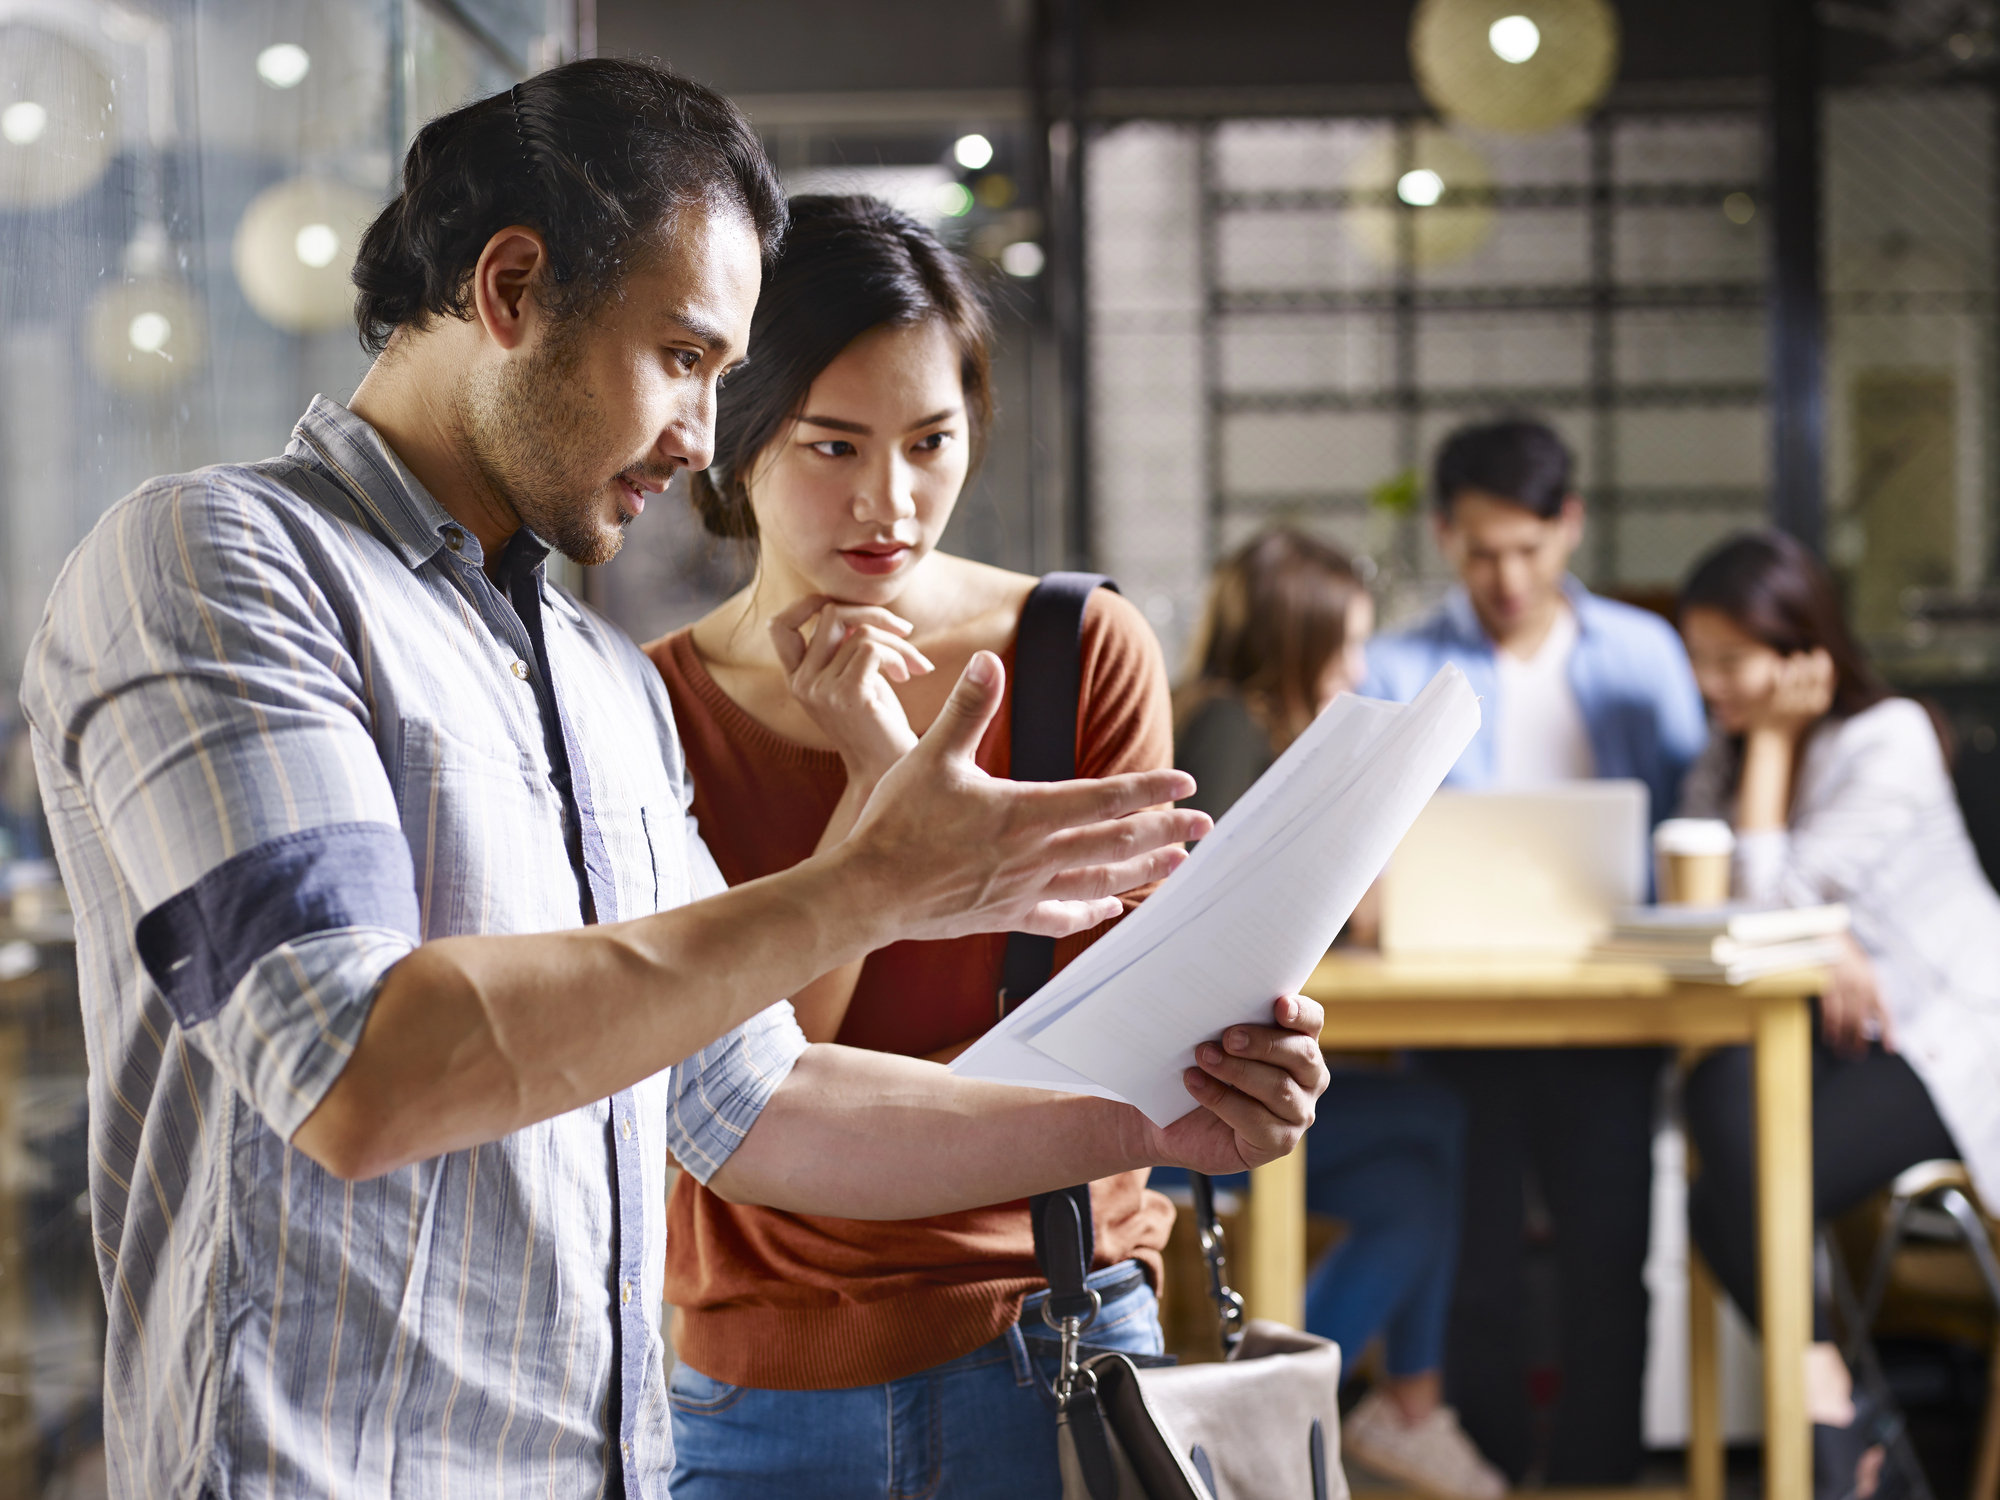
810, 440, 855, 458
912, 431, 951, 454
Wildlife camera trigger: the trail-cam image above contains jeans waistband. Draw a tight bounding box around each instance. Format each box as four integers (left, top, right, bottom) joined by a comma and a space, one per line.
1016, 1260, 1149, 1323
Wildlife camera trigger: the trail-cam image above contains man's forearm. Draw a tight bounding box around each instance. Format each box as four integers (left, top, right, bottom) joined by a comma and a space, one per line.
707, 1045, 1154, 1218
296, 848, 890, 1180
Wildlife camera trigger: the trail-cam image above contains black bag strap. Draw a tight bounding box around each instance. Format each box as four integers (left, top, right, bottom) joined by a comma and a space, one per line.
1005, 571, 1116, 1323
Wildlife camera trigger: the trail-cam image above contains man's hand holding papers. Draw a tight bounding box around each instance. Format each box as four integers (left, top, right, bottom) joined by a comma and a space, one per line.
1155, 993, 1329, 1172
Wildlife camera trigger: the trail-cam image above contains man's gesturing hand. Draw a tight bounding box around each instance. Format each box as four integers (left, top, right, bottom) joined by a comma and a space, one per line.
839, 649, 1211, 942
1151, 996, 1329, 1174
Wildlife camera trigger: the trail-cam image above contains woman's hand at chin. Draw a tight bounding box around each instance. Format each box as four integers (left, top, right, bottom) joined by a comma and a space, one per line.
1744, 647, 1837, 743
770, 594, 932, 790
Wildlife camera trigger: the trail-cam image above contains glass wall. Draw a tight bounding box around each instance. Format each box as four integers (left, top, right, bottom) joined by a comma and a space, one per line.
0, 3, 563, 1490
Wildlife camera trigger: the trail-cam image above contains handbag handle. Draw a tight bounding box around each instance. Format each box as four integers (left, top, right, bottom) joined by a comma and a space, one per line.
1003, 573, 1118, 1326
1189, 1172, 1248, 1353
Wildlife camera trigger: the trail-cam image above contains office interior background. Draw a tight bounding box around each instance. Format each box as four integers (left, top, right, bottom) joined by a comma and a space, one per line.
0, 0, 1997, 1494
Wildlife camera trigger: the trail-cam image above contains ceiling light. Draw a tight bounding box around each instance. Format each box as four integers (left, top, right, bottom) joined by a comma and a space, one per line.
936, 182, 974, 218
234, 176, 379, 333
126, 311, 171, 353
1, 100, 46, 145
1397, 168, 1445, 207
1722, 192, 1755, 225
1000, 240, 1045, 278
1488, 15, 1541, 62
0, 27, 118, 208
256, 43, 311, 89
953, 133, 994, 170
293, 222, 340, 267
1411, 0, 1619, 135
1348, 127, 1495, 268
88, 278, 204, 396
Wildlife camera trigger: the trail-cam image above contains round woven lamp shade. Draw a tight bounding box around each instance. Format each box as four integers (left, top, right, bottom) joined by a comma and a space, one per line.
1410, 0, 1620, 135
0, 24, 117, 209
1345, 126, 1495, 269
87, 278, 205, 398
233, 176, 379, 334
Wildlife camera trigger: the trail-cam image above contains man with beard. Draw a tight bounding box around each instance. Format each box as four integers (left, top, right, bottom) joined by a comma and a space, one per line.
23, 60, 1328, 1500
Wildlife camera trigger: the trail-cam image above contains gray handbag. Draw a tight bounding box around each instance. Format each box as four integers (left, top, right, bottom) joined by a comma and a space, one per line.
1035, 1181, 1350, 1500
1006, 574, 1347, 1498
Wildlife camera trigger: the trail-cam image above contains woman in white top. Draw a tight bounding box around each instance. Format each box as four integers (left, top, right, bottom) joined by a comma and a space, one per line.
1675, 529, 2000, 1500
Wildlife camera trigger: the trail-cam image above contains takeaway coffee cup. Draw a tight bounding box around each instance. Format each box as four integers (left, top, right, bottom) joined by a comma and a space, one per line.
1653, 818, 1736, 905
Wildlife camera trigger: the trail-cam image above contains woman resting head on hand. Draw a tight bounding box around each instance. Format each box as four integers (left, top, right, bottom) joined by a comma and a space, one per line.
1676, 529, 2000, 1500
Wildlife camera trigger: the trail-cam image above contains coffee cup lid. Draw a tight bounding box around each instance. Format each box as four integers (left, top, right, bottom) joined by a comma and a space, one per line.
1653, 817, 1736, 856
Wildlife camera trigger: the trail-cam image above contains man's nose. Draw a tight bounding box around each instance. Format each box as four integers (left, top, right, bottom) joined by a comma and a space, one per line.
658, 387, 716, 474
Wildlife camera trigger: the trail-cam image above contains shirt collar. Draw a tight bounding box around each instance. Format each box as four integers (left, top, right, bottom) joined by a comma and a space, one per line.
286, 395, 470, 571
1443, 573, 1599, 646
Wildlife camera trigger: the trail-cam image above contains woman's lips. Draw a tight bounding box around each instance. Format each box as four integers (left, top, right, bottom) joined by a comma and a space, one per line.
841, 544, 910, 576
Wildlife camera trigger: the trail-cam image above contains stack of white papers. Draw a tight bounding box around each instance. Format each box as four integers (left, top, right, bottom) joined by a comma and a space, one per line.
1595, 902, 1849, 983
952, 664, 1481, 1126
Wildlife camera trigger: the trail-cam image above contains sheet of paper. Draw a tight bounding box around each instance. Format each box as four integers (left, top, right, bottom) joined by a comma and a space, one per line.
952, 668, 1488, 1128
952, 664, 1481, 1125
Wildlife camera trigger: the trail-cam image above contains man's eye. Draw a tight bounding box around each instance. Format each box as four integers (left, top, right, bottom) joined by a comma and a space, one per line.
670, 348, 701, 372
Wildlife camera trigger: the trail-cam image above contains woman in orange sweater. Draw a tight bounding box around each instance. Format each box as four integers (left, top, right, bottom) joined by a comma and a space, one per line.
646, 195, 1181, 1498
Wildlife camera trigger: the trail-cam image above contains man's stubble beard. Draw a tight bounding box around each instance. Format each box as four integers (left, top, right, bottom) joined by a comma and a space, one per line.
463, 320, 632, 567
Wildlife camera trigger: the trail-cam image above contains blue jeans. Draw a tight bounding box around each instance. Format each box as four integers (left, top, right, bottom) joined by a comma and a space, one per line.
1304, 1069, 1466, 1377
666, 1261, 1163, 1500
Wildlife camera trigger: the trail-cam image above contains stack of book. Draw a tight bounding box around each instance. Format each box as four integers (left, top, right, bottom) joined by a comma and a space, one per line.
1596, 903, 1850, 983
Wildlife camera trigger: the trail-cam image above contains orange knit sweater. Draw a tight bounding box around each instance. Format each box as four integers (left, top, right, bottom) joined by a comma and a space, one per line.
646, 588, 1178, 1389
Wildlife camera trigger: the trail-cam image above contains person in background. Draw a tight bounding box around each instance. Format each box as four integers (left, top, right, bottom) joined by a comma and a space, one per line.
645, 195, 1195, 1499
1175, 528, 1506, 1500
1676, 529, 2000, 1500
1362, 418, 1709, 1484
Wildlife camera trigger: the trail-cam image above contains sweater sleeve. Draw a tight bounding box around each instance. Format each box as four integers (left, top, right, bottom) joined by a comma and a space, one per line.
1735, 701, 1945, 907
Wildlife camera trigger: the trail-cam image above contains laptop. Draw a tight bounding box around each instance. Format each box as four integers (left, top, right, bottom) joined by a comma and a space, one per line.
1379, 781, 1650, 957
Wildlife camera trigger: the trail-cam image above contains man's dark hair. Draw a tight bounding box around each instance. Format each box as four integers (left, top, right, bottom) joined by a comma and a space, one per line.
352, 58, 787, 354
689, 193, 994, 541
1432, 417, 1575, 520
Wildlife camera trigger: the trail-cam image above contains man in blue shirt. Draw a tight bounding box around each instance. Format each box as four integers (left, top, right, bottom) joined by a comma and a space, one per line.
1363, 419, 1707, 1484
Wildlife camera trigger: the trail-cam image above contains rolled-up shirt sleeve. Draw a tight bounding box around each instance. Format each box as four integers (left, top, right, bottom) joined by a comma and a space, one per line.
659, 812, 807, 1183
24, 477, 415, 1139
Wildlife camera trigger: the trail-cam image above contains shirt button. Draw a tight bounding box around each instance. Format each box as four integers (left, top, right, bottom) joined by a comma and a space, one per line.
621, 1281, 632, 1305
444, 529, 463, 552
510, 659, 530, 681
622, 1117, 633, 1140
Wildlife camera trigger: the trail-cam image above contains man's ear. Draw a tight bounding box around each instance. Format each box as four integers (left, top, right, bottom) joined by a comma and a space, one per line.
1557, 492, 1586, 545
469, 226, 550, 353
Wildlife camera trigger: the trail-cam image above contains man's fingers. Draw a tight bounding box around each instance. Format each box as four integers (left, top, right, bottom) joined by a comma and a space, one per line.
1017, 895, 1127, 938
918, 651, 1006, 761
1273, 994, 1325, 1038
1181, 1069, 1308, 1166
1196, 1032, 1326, 1107
1039, 807, 1209, 876
1037, 845, 1190, 905
1024, 769, 1203, 831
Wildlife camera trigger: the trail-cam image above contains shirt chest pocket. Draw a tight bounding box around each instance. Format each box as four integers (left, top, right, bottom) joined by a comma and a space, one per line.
396, 716, 580, 936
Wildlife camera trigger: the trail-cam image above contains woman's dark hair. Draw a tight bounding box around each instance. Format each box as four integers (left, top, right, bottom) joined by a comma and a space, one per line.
1679, 529, 1892, 720
353, 58, 786, 354
1175, 527, 1365, 752
1433, 416, 1574, 519
688, 194, 993, 541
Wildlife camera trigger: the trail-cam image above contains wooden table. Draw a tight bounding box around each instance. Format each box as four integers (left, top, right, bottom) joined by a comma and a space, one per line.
1238, 951, 1825, 1500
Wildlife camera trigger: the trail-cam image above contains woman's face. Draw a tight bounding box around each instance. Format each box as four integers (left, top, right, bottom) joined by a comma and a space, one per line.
744, 319, 970, 606
1682, 605, 1786, 733
1315, 592, 1375, 713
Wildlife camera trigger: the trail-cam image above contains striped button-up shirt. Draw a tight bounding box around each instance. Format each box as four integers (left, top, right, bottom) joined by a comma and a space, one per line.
23, 395, 808, 1500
